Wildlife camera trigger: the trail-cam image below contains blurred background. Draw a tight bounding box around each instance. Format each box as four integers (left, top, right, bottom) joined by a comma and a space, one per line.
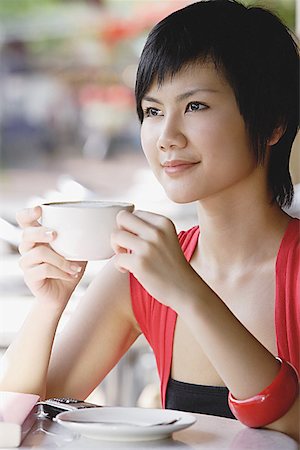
0, 0, 299, 408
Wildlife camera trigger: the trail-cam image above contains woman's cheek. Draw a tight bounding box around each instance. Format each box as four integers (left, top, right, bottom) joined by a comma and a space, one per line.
140, 123, 152, 150
141, 126, 158, 165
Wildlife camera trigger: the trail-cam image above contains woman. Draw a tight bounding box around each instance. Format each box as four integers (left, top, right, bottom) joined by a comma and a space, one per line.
1, 0, 299, 440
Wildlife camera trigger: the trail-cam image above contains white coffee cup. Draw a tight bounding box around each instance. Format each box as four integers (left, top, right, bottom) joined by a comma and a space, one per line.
41, 200, 134, 261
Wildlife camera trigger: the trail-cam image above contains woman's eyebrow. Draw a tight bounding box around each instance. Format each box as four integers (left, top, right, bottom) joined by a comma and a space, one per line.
176, 88, 218, 102
142, 95, 163, 105
142, 88, 218, 104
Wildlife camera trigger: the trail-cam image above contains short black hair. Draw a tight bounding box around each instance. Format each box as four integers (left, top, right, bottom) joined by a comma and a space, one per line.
135, 0, 299, 208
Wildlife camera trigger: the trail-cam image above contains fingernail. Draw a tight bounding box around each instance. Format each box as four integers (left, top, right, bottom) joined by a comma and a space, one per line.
70, 265, 82, 273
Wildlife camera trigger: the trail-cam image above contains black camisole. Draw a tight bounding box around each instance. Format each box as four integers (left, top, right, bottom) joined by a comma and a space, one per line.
166, 377, 236, 419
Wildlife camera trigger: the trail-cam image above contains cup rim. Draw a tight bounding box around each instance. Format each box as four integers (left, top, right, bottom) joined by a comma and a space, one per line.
41, 200, 134, 209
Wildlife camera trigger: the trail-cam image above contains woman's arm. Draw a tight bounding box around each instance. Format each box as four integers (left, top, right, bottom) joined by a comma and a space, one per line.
45, 260, 141, 400
0, 301, 65, 399
0, 207, 140, 400
177, 280, 299, 441
112, 210, 299, 441
0, 206, 79, 398
0, 260, 140, 400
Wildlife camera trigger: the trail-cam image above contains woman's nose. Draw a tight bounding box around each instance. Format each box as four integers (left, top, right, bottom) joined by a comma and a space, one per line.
157, 120, 187, 151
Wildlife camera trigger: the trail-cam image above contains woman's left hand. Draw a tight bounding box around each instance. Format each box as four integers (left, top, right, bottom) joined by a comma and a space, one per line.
111, 210, 198, 310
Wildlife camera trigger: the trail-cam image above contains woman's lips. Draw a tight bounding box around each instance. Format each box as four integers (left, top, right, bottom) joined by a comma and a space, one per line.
161, 160, 200, 174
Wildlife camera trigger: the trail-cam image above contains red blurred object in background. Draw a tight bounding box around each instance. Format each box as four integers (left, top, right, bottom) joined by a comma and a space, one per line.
101, 1, 191, 46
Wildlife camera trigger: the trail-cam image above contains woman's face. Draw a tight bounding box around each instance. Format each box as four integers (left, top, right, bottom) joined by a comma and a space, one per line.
140, 63, 260, 204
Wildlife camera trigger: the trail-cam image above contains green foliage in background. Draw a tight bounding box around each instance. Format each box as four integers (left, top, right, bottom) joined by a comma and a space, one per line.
0, 0, 62, 18
241, 0, 295, 30
0, 0, 296, 30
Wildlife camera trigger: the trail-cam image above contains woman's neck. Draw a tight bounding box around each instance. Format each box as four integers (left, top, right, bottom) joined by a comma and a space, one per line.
194, 187, 291, 277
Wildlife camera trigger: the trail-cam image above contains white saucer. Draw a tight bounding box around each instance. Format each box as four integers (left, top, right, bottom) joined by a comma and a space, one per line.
55, 407, 196, 442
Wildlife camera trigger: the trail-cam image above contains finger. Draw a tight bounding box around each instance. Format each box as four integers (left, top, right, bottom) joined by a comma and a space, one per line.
19, 244, 83, 276
18, 227, 56, 255
133, 210, 168, 226
116, 210, 158, 240
133, 210, 175, 232
16, 206, 42, 228
111, 229, 140, 255
25, 263, 81, 283
117, 210, 176, 244
114, 253, 133, 274
18, 240, 35, 255
22, 226, 56, 245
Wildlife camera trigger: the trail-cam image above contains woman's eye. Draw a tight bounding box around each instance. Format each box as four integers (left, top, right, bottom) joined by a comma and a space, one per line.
186, 101, 207, 112
144, 107, 162, 117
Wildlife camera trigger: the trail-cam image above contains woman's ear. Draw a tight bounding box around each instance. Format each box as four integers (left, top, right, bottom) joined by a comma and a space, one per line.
268, 125, 286, 146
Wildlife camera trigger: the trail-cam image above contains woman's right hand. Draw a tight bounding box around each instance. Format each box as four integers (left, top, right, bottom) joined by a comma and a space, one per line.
16, 206, 86, 308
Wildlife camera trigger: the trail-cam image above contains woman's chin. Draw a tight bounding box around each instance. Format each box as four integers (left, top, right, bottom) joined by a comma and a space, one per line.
164, 189, 200, 205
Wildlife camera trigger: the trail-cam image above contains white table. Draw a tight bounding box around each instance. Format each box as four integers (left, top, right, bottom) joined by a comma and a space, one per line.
18, 412, 297, 450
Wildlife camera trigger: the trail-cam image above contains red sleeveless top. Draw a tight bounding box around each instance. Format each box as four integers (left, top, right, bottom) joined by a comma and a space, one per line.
129, 218, 299, 408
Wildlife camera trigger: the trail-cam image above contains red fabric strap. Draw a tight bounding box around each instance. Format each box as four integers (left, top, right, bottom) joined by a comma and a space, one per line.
275, 218, 300, 373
